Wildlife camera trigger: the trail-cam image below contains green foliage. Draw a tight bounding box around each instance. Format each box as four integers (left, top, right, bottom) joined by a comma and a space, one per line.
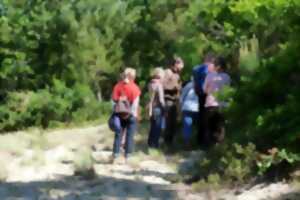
0, 80, 110, 131
189, 143, 300, 187
0, 0, 299, 170
187, 143, 258, 191
239, 36, 260, 75
257, 149, 300, 175
0, 0, 139, 131
194, 143, 257, 184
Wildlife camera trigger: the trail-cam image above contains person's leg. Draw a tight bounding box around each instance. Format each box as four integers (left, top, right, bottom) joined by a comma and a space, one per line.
164, 103, 177, 145
203, 106, 215, 148
121, 129, 127, 152
112, 115, 122, 157
206, 107, 220, 146
197, 94, 207, 146
148, 116, 156, 147
212, 108, 225, 143
164, 103, 172, 145
182, 111, 193, 143
124, 115, 137, 158
152, 107, 163, 148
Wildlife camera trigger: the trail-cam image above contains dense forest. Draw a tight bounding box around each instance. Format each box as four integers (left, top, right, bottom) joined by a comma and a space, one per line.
0, 0, 299, 177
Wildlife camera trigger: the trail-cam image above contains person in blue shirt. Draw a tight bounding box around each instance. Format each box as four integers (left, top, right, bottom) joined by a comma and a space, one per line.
192, 53, 216, 147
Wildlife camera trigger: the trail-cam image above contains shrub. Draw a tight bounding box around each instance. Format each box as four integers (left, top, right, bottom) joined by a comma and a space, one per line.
187, 143, 300, 188
257, 148, 300, 176
73, 147, 95, 179
187, 143, 258, 187
0, 80, 111, 132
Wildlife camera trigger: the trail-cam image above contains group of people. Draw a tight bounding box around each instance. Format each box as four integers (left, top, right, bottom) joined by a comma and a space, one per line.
109, 54, 231, 162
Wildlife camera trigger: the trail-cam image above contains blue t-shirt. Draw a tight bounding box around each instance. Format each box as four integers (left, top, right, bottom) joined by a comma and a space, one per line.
192, 64, 208, 94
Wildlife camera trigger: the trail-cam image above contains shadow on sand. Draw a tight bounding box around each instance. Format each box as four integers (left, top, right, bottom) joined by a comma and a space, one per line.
0, 174, 178, 200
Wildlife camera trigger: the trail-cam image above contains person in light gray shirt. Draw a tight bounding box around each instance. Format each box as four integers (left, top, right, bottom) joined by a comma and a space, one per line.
147, 68, 165, 148
180, 79, 199, 145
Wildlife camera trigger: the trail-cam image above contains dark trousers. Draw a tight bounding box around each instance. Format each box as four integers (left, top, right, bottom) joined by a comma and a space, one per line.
164, 101, 177, 145
113, 115, 137, 157
204, 106, 225, 146
148, 107, 163, 148
197, 94, 207, 146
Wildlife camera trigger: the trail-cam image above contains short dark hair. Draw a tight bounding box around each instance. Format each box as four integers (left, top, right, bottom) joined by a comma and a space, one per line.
214, 57, 227, 71
204, 52, 216, 63
170, 56, 183, 67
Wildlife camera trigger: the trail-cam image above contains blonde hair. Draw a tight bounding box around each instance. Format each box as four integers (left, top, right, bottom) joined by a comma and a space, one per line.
151, 67, 165, 79
124, 67, 136, 81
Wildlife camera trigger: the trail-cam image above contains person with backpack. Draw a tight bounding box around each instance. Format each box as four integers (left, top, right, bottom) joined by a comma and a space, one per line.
110, 68, 141, 163
179, 78, 199, 148
147, 67, 165, 148
162, 57, 184, 146
203, 57, 231, 145
192, 53, 216, 147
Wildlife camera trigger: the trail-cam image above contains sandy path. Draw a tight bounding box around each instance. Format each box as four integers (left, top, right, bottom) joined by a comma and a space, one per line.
0, 125, 299, 200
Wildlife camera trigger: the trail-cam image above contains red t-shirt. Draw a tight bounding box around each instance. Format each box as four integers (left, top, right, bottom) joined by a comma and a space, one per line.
112, 80, 141, 103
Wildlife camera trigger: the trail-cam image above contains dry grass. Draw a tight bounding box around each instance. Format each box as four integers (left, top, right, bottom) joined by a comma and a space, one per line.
20, 148, 46, 167
0, 160, 8, 182
73, 147, 96, 179
0, 132, 30, 156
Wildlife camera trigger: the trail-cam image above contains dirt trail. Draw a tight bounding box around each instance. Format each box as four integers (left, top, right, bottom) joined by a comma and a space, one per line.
0, 125, 299, 200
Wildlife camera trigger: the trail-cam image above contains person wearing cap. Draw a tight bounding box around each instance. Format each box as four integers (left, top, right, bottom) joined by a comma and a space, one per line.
111, 67, 141, 162
147, 67, 165, 148
162, 57, 184, 146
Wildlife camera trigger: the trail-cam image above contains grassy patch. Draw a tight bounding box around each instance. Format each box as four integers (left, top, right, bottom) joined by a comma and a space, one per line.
0, 133, 29, 156
73, 147, 96, 179
148, 148, 165, 161
20, 148, 46, 167
0, 160, 8, 182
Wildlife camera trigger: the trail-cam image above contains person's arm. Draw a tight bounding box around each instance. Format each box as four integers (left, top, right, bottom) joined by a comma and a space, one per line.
158, 84, 165, 107
176, 74, 182, 93
112, 83, 120, 102
203, 74, 210, 95
180, 83, 189, 105
148, 84, 154, 117
131, 96, 140, 118
193, 67, 201, 96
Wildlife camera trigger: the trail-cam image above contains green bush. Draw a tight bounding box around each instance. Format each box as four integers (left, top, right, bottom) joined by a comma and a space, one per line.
0, 80, 110, 132
194, 143, 257, 184
0, 0, 139, 132
257, 148, 300, 176
188, 143, 300, 188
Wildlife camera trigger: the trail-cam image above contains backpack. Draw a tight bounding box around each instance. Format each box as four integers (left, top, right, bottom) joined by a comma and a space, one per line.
114, 95, 131, 119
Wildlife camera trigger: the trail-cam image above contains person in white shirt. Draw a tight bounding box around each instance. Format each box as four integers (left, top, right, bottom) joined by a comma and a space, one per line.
203, 57, 231, 146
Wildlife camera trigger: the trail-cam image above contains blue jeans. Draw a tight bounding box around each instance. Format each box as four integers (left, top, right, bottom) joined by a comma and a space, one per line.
182, 111, 199, 142
148, 107, 163, 148
112, 114, 137, 158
